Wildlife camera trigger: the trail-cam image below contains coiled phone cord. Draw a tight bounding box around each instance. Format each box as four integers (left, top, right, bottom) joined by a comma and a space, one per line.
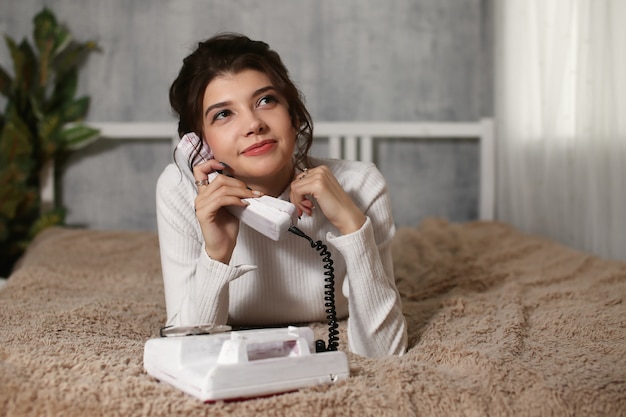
288, 225, 339, 352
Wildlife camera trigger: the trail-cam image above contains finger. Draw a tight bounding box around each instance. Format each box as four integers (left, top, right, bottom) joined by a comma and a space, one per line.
195, 180, 260, 215
207, 173, 263, 197
289, 183, 314, 216
301, 199, 314, 209
292, 166, 311, 182
193, 159, 225, 182
298, 198, 314, 216
194, 190, 250, 223
196, 194, 251, 217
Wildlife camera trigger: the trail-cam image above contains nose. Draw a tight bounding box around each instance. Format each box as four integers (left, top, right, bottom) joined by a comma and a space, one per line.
244, 112, 266, 136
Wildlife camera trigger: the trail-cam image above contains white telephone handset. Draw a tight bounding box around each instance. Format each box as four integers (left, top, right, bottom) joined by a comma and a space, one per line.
174, 133, 298, 241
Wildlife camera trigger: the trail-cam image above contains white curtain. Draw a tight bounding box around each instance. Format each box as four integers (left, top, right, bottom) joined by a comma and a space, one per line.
494, 0, 626, 260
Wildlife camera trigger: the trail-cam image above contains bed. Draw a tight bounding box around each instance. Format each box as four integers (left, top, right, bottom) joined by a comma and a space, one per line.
1, 121, 624, 416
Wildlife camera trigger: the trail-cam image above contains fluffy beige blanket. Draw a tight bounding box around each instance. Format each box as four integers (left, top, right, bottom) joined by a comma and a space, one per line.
0, 219, 624, 416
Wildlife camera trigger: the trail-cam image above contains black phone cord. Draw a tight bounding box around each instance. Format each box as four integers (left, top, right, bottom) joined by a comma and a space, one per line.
288, 225, 339, 352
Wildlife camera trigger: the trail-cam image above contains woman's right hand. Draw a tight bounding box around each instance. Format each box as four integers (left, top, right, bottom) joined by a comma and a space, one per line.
192, 160, 261, 264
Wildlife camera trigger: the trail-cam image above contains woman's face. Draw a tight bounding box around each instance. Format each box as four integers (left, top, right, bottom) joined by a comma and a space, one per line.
201, 69, 296, 186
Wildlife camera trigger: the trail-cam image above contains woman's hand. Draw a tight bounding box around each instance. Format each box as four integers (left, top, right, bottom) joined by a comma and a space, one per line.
289, 165, 366, 235
192, 160, 261, 263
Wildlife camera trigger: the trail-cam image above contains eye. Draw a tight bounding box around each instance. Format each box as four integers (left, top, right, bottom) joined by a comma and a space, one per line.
212, 109, 232, 122
257, 95, 279, 107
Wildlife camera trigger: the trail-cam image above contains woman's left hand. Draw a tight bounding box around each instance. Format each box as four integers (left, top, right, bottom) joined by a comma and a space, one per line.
289, 165, 366, 235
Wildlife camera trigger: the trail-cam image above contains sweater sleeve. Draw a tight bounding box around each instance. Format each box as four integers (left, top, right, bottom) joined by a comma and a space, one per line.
155, 164, 255, 327
326, 164, 408, 357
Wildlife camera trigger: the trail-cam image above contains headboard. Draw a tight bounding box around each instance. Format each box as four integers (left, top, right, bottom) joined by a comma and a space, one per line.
41, 119, 494, 226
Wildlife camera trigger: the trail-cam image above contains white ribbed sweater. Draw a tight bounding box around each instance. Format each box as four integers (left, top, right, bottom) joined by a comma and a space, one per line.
155, 157, 407, 357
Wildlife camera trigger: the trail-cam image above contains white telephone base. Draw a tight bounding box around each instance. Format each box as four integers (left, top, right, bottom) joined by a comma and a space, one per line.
143, 326, 350, 402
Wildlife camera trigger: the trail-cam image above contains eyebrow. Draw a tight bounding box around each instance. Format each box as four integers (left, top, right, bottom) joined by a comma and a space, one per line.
204, 85, 277, 119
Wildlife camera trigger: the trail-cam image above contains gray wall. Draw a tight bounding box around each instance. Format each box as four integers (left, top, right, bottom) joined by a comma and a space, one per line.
0, 0, 492, 231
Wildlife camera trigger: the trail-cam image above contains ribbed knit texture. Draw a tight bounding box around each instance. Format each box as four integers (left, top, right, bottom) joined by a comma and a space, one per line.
156, 157, 407, 357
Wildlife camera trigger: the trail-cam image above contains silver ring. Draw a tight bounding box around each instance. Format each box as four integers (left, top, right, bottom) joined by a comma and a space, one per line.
298, 167, 308, 181
194, 179, 209, 186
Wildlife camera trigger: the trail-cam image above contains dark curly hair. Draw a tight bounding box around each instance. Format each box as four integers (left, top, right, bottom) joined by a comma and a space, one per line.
169, 33, 313, 169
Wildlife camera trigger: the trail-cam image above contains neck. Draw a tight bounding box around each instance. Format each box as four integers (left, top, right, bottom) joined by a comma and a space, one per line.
243, 161, 295, 197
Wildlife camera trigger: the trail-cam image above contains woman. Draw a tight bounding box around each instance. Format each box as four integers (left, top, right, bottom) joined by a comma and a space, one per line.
156, 33, 407, 357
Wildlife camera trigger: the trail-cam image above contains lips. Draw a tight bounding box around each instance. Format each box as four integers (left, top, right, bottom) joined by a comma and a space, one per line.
241, 140, 277, 156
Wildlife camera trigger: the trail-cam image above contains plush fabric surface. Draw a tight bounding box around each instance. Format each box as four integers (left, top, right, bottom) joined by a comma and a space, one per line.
0, 219, 624, 417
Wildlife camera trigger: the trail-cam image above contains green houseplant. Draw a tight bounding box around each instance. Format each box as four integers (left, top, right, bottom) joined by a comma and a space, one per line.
0, 7, 100, 277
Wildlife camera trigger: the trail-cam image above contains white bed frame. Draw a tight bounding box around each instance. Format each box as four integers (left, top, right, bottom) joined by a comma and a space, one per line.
41, 119, 495, 220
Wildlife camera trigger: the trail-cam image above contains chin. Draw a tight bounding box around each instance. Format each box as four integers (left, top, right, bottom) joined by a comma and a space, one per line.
245, 156, 291, 174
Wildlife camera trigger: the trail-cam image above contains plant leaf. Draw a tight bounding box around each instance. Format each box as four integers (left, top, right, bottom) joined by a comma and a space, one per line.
50, 66, 77, 109
18, 39, 38, 95
53, 29, 72, 58
33, 7, 56, 87
29, 94, 45, 121
54, 40, 100, 78
28, 208, 65, 240
0, 64, 12, 98
37, 39, 54, 88
4, 35, 25, 106
15, 187, 39, 219
60, 96, 90, 122
0, 109, 34, 164
38, 112, 61, 138
33, 7, 57, 52
0, 162, 37, 222
0, 166, 28, 218
5, 37, 39, 109
33, 7, 72, 55
4, 35, 21, 76
37, 113, 61, 159
59, 124, 100, 149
